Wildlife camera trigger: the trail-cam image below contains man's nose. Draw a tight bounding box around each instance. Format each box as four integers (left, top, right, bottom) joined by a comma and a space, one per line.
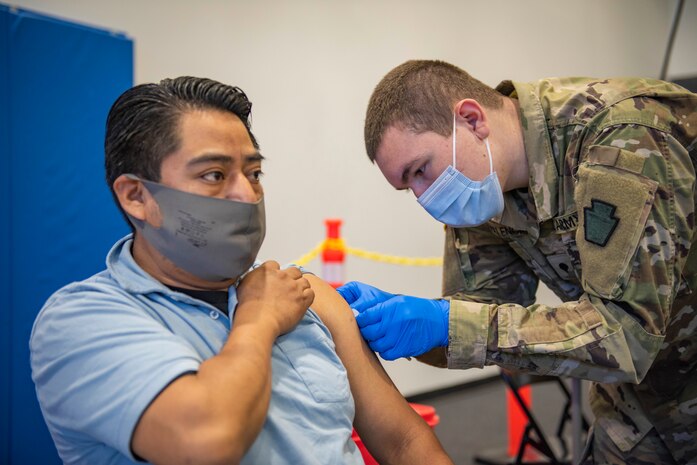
224, 173, 258, 203
411, 179, 433, 198
412, 185, 426, 198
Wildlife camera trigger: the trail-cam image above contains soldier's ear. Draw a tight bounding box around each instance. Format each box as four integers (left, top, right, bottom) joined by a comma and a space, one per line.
454, 99, 490, 140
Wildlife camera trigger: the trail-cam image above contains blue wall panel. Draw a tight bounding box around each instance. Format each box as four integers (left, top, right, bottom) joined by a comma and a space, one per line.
1, 6, 12, 465
1, 4, 133, 464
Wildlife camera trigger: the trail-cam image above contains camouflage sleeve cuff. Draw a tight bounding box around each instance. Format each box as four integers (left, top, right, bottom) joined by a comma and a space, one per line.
446, 299, 492, 369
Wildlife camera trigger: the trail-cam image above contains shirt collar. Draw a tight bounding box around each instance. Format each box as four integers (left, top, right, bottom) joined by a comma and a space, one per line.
107, 234, 241, 317
497, 79, 559, 222
107, 234, 165, 295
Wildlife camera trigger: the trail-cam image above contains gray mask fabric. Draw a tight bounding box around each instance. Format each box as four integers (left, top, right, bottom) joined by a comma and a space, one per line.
126, 176, 266, 282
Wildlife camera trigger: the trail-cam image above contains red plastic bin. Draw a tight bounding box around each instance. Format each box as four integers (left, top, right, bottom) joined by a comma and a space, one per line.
351, 403, 440, 465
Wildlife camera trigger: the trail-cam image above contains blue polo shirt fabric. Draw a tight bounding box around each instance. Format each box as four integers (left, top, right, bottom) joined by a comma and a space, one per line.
30, 235, 364, 465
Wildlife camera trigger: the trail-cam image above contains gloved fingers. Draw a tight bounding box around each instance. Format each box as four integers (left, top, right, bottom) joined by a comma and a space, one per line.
368, 321, 400, 354
369, 332, 399, 354
354, 307, 384, 328
378, 348, 402, 361
335, 281, 363, 305
336, 281, 394, 311
380, 333, 425, 360
350, 295, 388, 313
370, 336, 396, 355
365, 339, 384, 355
381, 345, 423, 360
358, 321, 386, 342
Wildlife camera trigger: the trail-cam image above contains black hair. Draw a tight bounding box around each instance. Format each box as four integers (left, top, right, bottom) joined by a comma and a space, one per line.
104, 76, 258, 221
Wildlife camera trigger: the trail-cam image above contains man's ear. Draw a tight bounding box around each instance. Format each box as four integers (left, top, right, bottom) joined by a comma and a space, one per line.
112, 174, 147, 221
454, 99, 490, 140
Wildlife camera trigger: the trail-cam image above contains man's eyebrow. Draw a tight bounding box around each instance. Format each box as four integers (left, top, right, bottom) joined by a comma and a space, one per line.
186, 154, 233, 167
186, 152, 265, 167
245, 152, 265, 163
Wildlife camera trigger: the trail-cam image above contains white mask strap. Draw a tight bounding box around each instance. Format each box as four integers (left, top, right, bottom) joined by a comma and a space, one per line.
454, 113, 494, 175
484, 138, 494, 175
452, 113, 457, 168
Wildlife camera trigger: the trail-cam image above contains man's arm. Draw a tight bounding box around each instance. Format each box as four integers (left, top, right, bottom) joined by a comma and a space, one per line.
132, 262, 314, 465
304, 274, 454, 465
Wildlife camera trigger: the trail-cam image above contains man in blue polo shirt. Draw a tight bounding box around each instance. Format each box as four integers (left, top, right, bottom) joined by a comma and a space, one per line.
29, 77, 454, 465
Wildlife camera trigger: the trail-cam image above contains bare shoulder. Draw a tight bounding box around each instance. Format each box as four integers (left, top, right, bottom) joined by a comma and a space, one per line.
301, 273, 391, 388
302, 274, 356, 336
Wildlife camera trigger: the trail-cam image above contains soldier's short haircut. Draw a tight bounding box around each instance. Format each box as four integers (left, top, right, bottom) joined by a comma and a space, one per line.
104, 76, 258, 225
364, 60, 503, 162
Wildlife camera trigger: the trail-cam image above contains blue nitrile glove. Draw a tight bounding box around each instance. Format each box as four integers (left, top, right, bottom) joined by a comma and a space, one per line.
336, 281, 396, 313
354, 295, 450, 360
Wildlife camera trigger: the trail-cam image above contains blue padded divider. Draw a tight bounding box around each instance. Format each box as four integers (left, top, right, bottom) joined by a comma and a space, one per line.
1, 4, 133, 463
1, 6, 11, 465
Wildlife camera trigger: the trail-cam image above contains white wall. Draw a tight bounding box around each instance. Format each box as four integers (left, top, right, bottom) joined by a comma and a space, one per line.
667, 0, 697, 79
11, 0, 691, 395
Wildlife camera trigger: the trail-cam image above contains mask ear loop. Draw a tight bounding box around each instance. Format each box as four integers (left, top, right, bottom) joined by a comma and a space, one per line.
484, 138, 494, 175
452, 113, 457, 168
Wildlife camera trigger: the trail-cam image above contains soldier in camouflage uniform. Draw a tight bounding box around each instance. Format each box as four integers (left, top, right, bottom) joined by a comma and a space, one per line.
337, 60, 697, 464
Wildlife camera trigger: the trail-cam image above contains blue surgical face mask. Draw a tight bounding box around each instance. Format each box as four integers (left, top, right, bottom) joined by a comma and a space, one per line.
417, 113, 504, 228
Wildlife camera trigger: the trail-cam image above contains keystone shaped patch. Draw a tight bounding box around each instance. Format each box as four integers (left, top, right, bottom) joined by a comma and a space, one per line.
583, 199, 619, 247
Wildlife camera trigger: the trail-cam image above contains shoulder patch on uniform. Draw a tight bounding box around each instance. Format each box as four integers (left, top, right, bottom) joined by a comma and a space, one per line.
583, 199, 619, 247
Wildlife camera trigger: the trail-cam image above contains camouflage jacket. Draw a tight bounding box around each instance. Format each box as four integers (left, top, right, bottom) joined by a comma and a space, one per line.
442, 77, 697, 463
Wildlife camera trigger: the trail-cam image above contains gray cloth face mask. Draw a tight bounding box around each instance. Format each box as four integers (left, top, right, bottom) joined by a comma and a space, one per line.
126, 175, 266, 282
